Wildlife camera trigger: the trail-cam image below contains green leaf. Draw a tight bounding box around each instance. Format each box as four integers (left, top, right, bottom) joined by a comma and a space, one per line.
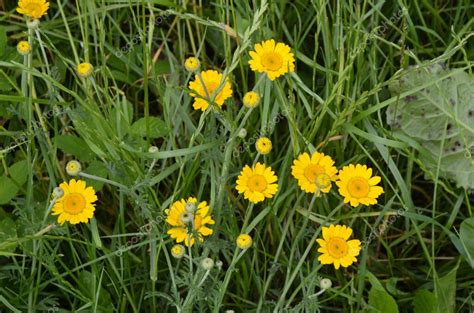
368, 286, 399, 313
55, 135, 94, 161
0, 27, 6, 57
9, 160, 29, 186
84, 161, 109, 191
0, 177, 20, 205
434, 265, 458, 313
0, 217, 18, 253
387, 63, 474, 189
130, 117, 168, 139
460, 217, 474, 267
413, 289, 437, 313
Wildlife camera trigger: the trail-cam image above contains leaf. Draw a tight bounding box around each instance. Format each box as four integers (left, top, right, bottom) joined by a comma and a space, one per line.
0, 27, 6, 57
0, 217, 18, 253
0, 177, 20, 205
387, 63, 474, 190
55, 135, 94, 161
413, 289, 437, 313
434, 265, 458, 313
84, 161, 109, 191
460, 217, 474, 267
130, 117, 168, 139
368, 287, 399, 313
9, 160, 29, 186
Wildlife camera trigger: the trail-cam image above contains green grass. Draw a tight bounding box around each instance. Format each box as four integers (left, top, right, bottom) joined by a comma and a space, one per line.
0, 0, 473, 312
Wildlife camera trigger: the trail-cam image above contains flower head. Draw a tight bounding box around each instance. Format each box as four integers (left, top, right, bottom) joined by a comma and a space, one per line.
66, 160, 82, 176
336, 164, 384, 207
188, 70, 233, 111
243, 91, 260, 108
16, 0, 49, 19
165, 197, 214, 247
316, 224, 361, 270
255, 137, 272, 155
171, 244, 185, 259
184, 57, 200, 72
17, 41, 31, 55
200, 257, 214, 270
236, 162, 278, 204
320, 278, 332, 289
291, 152, 338, 195
51, 179, 97, 225
236, 234, 253, 249
248, 39, 295, 81
76, 62, 93, 78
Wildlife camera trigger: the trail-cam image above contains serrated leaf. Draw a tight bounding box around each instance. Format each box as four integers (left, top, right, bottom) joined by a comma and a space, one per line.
413, 289, 437, 313
460, 217, 474, 267
130, 117, 168, 138
387, 63, 474, 190
55, 135, 94, 161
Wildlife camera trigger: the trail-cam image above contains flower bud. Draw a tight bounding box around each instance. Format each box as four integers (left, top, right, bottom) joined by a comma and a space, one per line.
184, 57, 200, 72
236, 234, 253, 249
148, 146, 159, 153
320, 278, 332, 289
200, 257, 214, 270
238, 128, 247, 138
171, 244, 185, 259
66, 160, 82, 176
53, 187, 64, 198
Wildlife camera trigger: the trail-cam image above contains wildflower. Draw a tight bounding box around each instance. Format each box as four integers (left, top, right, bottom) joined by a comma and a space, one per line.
51, 179, 97, 225
16, 0, 49, 19
236, 234, 253, 249
248, 39, 295, 80
184, 57, 200, 72
291, 152, 338, 195
16, 41, 31, 55
188, 70, 233, 111
238, 128, 247, 138
336, 164, 384, 207
200, 257, 214, 270
76, 62, 93, 78
171, 244, 185, 259
242, 91, 260, 108
320, 278, 332, 289
255, 137, 272, 155
316, 224, 361, 270
236, 162, 278, 204
165, 197, 214, 247
66, 160, 82, 176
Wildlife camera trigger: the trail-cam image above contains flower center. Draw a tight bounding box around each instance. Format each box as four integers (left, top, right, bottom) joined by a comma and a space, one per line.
262, 52, 283, 71
24, 4, 42, 16
347, 177, 370, 198
315, 173, 331, 189
247, 175, 268, 192
63, 193, 86, 214
327, 237, 348, 258
304, 164, 325, 182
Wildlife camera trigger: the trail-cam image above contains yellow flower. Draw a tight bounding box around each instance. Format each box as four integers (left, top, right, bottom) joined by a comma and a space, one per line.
316, 224, 361, 270
51, 179, 97, 225
184, 57, 200, 72
291, 152, 338, 195
17, 0, 49, 19
236, 234, 253, 249
248, 39, 295, 81
171, 244, 185, 258
243, 91, 260, 108
255, 137, 272, 155
236, 162, 278, 204
336, 164, 384, 207
188, 70, 233, 111
76, 62, 93, 78
66, 160, 82, 176
165, 197, 214, 247
17, 41, 31, 55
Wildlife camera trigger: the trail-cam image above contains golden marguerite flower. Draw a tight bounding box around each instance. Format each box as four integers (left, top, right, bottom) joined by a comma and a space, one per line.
76, 62, 93, 78
165, 197, 214, 247
16, 0, 50, 19
236, 234, 253, 249
316, 224, 361, 270
291, 152, 338, 195
51, 179, 97, 225
171, 244, 185, 259
184, 57, 200, 72
255, 137, 272, 155
336, 164, 384, 207
188, 70, 233, 111
248, 39, 295, 81
236, 162, 278, 204
243, 91, 260, 108
17, 41, 31, 55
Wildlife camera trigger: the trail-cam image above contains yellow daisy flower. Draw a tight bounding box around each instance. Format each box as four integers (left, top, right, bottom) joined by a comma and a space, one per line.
165, 197, 214, 247
243, 91, 260, 108
16, 0, 50, 19
184, 57, 200, 72
336, 164, 384, 207
236, 162, 278, 204
316, 224, 361, 270
248, 39, 295, 81
236, 234, 253, 249
76, 62, 94, 78
255, 137, 272, 155
188, 70, 233, 111
291, 152, 338, 195
51, 179, 97, 225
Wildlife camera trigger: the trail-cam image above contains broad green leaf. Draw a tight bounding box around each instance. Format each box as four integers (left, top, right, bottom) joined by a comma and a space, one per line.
413, 289, 437, 313
9, 160, 29, 186
368, 286, 399, 313
84, 161, 109, 191
0, 217, 18, 252
434, 265, 458, 313
0, 177, 20, 204
130, 117, 168, 138
387, 63, 474, 189
55, 135, 94, 161
460, 217, 474, 267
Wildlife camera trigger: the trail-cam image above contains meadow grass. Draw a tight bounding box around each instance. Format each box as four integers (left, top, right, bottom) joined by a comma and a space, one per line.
0, 0, 473, 312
